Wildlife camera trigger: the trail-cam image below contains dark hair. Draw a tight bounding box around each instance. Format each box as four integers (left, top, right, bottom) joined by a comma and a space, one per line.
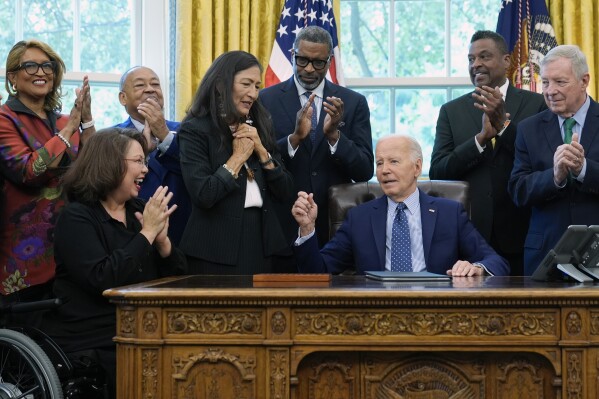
470, 30, 509, 55
61, 127, 147, 204
183, 50, 275, 152
5, 40, 67, 112
293, 26, 333, 55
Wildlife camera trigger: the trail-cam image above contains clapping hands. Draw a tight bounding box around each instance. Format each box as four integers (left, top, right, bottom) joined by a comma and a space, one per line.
136, 186, 177, 257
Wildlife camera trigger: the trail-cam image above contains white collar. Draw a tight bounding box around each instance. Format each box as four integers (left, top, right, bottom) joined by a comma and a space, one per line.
499, 79, 509, 101
294, 76, 326, 99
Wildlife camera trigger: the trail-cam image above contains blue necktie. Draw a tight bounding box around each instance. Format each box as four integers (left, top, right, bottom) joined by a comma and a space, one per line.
563, 117, 576, 144
304, 91, 317, 144
391, 202, 412, 272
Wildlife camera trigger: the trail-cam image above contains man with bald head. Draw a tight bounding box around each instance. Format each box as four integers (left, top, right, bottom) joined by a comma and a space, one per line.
115, 66, 190, 245
292, 135, 509, 276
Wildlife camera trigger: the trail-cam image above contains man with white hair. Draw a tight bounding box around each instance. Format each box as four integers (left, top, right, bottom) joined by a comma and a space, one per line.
509, 45, 599, 275
292, 135, 509, 276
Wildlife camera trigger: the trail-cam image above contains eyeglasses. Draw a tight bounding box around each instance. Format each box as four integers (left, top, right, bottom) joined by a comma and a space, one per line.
294, 55, 330, 70
124, 158, 148, 167
16, 61, 56, 75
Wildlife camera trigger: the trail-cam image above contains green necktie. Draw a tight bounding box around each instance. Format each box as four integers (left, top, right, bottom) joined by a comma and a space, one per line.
564, 117, 576, 144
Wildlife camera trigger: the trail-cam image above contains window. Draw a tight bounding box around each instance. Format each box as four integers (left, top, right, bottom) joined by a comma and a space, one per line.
340, 0, 500, 173
0, 0, 170, 128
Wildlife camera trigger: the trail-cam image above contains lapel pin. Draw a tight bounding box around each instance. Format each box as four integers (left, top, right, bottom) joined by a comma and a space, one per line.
429, 209, 435, 213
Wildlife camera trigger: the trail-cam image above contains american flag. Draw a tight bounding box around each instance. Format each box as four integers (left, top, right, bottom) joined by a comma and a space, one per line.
265, 0, 344, 87
496, 0, 557, 93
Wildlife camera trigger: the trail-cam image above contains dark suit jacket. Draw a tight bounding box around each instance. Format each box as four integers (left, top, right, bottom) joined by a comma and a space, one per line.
429, 86, 546, 261
114, 117, 190, 246
295, 190, 509, 276
260, 77, 374, 246
177, 115, 294, 270
509, 98, 599, 275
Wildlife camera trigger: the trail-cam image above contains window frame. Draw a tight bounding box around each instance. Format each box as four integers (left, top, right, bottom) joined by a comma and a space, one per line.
340, 0, 496, 174
0, 0, 173, 119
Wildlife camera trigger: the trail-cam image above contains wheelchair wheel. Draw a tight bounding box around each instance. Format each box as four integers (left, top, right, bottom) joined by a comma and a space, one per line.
0, 329, 63, 399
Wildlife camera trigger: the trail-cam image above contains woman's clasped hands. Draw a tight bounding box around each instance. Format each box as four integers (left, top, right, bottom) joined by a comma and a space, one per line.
232, 122, 272, 166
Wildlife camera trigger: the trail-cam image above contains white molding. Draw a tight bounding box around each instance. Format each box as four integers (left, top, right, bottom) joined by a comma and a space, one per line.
345, 77, 472, 88
140, 0, 170, 114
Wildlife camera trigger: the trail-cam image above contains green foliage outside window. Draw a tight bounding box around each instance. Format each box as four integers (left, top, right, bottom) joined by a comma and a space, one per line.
340, 0, 500, 174
0, 0, 131, 128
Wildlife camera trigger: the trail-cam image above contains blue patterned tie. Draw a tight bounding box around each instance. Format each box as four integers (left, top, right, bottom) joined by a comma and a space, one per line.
563, 117, 576, 144
304, 91, 317, 144
391, 202, 412, 272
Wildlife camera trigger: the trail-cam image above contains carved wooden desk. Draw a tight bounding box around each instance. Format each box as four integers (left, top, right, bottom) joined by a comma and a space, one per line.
104, 275, 599, 399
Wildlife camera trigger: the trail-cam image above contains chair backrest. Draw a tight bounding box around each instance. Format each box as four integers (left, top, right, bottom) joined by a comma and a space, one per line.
328, 180, 470, 239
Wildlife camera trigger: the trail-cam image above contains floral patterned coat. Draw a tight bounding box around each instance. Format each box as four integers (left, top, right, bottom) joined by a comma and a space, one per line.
0, 96, 80, 295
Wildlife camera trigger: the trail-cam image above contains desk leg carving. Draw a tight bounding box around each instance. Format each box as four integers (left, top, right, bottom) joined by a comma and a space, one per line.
142, 348, 159, 399
268, 349, 288, 399
565, 350, 583, 399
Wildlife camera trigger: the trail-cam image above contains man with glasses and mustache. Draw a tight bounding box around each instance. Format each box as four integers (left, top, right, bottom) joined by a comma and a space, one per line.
261, 26, 373, 270
114, 66, 190, 246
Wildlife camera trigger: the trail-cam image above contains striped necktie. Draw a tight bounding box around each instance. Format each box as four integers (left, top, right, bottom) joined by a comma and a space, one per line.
304, 91, 317, 144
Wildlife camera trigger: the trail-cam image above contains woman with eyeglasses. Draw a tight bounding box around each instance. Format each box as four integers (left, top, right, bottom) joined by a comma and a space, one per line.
178, 51, 293, 274
46, 127, 186, 398
0, 40, 95, 326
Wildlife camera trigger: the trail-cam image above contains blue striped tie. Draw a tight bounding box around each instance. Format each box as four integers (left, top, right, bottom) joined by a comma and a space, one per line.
391, 202, 412, 272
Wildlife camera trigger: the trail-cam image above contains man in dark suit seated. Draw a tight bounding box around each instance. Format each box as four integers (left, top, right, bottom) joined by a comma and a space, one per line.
114, 66, 190, 245
429, 30, 547, 276
292, 135, 509, 276
260, 26, 374, 259
509, 45, 599, 275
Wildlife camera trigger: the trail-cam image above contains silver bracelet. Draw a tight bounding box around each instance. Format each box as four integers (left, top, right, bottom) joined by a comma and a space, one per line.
56, 133, 71, 148
222, 163, 238, 179
80, 119, 95, 129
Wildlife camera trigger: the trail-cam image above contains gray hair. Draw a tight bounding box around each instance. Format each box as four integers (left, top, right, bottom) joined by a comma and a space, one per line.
119, 65, 143, 91
293, 26, 333, 54
541, 45, 589, 81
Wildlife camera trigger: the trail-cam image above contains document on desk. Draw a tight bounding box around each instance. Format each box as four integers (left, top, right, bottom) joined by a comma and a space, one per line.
365, 271, 451, 281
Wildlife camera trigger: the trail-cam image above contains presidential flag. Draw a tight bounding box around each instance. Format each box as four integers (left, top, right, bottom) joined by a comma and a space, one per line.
496, 0, 557, 93
265, 0, 344, 87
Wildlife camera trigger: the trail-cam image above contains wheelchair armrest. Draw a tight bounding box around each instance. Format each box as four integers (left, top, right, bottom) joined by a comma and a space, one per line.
7, 298, 62, 313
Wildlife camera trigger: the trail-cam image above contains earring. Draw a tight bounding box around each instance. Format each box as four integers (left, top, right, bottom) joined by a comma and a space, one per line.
218, 101, 226, 118
11, 82, 17, 92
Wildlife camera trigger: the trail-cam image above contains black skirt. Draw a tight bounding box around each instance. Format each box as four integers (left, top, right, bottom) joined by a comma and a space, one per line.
186, 207, 273, 275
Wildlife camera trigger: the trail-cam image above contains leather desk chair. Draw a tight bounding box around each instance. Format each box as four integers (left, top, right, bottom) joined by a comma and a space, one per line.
328, 180, 470, 239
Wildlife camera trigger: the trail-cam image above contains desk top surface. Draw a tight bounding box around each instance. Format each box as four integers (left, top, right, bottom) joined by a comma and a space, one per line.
104, 275, 599, 305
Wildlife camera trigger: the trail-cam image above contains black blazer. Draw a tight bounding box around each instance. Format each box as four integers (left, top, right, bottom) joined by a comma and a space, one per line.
429, 85, 546, 257
178, 115, 294, 266
260, 77, 374, 246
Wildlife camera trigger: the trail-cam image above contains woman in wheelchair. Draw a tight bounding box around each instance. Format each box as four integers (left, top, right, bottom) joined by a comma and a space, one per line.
42, 128, 187, 398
